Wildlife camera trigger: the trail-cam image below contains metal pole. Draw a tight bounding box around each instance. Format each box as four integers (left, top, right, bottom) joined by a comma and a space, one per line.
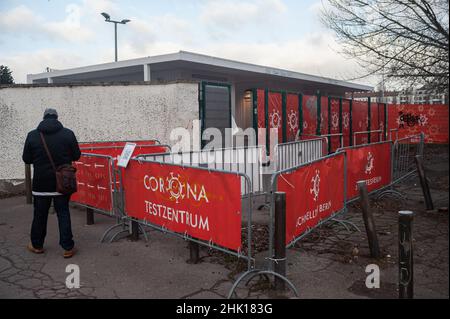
357, 181, 381, 258
86, 208, 95, 225
25, 164, 32, 204
114, 22, 118, 62
415, 155, 434, 210
274, 192, 286, 291
399, 210, 414, 299
130, 219, 139, 241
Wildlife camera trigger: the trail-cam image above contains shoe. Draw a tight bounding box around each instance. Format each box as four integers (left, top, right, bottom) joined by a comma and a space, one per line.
27, 243, 44, 254
63, 248, 76, 258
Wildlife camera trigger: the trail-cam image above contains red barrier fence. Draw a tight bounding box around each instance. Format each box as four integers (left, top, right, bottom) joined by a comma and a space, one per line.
276, 153, 345, 245
286, 93, 300, 142
71, 143, 171, 214
387, 104, 449, 144
302, 95, 318, 137
80, 145, 171, 162
79, 140, 159, 148
71, 155, 114, 214
342, 99, 351, 147
352, 100, 369, 145
330, 98, 341, 152
268, 91, 284, 143
122, 160, 243, 251
342, 142, 392, 200
320, 96, 329, 136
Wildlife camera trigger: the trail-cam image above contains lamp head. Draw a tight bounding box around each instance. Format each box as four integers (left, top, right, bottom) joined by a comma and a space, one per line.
121, 19, 131, 24
101, 12, 110, 21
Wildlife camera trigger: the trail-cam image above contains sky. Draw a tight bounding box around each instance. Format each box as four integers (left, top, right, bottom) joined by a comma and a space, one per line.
0, 0, 376, 86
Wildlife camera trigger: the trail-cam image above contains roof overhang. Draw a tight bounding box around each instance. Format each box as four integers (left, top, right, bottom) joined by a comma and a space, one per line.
27, 50, 373, 91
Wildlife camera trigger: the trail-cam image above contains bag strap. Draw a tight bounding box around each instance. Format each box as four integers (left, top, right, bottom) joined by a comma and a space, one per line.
39, 132, 57, 172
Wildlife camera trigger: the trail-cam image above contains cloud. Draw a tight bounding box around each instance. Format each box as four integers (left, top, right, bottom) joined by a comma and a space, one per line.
200, 0, 287, 33
118, 31, 369, 85
0, 4, 94, 43
2, 49, 92, 83
126, 14, 193, 54
81, 0, 119, 16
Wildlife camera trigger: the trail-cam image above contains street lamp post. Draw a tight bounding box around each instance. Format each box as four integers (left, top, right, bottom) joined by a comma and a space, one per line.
101, 12, 130, 62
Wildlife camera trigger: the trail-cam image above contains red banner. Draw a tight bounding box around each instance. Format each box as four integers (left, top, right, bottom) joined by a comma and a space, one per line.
286, 93, 300, 142
268, 92, 283, 143
257, 89, 266, 129
344, 142, 392, 200
388, 104, 449, 144
302, 95, 318, 136
330, 98, 341, 152
122, 160, 242, 251
71, 155, 113, 212
370, 103, 381, 142
342, 100, 351, 147
320, 96, 329, 136
256, 89, 266, 145
278, 153, 345, 245
352, 100, 369, 145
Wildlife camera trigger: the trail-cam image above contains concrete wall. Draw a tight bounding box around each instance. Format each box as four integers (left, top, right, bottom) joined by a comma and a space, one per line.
0, 82, 199, 181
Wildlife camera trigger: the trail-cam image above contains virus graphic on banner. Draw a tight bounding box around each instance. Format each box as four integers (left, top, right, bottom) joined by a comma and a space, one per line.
365, 152, 374, 175
343, 113, 350, 129
288, 110, 298, 133
166, 172, 185, 203
419, 114, 428, 126
428, 108, 436, 116
310, 169, 321, 202
332, 112, 339, 129
270, 109, 281, 129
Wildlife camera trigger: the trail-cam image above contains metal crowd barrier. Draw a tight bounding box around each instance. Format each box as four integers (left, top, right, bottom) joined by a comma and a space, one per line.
270, 152, 348, 250
353, 130, 383, 146
337, 140, 394, 204
389, 129, 399, 141
274, 138, 324, 171
391, 133, 424, 186
71, 153, 116, 217
79, 139, 161, 147
123, 158, 255, 270
136, 146, 264, 196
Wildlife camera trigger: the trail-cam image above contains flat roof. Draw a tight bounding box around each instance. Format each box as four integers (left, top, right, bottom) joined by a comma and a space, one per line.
27, 50, 372, 91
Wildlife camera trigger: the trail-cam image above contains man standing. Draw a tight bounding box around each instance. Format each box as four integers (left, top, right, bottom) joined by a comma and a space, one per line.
22, 108, 81, 258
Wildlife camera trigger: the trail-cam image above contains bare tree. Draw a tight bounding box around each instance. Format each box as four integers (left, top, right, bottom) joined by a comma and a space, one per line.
321, 0, 449, 93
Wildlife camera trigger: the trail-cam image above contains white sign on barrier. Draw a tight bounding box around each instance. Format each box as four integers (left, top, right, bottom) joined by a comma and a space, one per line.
118, 143, 137, 168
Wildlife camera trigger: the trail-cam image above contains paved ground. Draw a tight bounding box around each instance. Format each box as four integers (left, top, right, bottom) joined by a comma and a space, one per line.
0, 145, 448, 299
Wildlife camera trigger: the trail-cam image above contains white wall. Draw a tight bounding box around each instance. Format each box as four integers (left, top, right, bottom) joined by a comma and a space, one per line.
0, 82, 199, 180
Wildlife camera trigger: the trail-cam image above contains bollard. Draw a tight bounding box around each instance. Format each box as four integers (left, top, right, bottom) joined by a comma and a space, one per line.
188, 241, 200, 264
415, 155, 434, 211
25, 164, 32, 204
357, 181, 381, 259
399, 210, 414, 299
130, 219, 139, 241
86, 208, 95, 225
274, 192, 287, 291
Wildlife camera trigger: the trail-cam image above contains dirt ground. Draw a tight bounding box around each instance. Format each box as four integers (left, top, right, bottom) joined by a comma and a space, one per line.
0, 145, 448, 299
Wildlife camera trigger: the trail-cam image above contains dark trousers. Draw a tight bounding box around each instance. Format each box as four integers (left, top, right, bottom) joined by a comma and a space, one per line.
31, 195, 75, 251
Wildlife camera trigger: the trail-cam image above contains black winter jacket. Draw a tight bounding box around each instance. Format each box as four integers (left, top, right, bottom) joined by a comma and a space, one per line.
22, 119, 81, 192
